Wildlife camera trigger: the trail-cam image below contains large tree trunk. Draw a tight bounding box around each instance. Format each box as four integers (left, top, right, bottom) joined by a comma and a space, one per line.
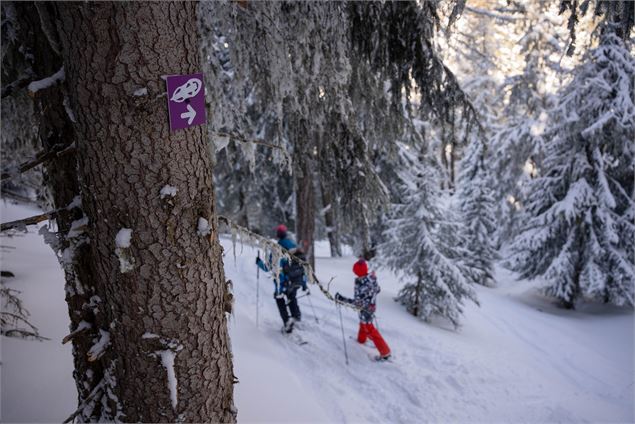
295, 154, 316, 268
54, 3, 235, 422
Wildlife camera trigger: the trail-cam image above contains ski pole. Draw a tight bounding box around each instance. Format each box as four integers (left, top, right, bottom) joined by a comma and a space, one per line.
256, 250, 260, 328
337, 302, 349, 365
290, 293, 310, 303
307, 292, 319, 324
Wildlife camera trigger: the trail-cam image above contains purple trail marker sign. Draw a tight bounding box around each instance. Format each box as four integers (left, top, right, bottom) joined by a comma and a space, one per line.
166, 73, 207, 132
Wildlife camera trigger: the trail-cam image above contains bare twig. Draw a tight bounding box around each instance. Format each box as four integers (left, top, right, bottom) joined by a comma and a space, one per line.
62, 321, 92, 344
1, 287, 49, 341
0, 144, 76, 183
63, 380, 105, 424
0, 209, 60, 232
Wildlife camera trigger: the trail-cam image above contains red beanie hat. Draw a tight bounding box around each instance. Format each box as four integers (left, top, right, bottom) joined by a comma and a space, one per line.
275, 224, 287, 239
353, 259, 368, 277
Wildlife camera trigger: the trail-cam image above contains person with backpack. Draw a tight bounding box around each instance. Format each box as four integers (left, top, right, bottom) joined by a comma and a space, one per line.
256, 224, 308, 333
335, 259, 391, 361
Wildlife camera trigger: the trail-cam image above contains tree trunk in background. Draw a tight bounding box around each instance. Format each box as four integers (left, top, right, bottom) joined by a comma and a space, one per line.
295, 154, 315, 268
55, 2, 235, 422
320, 181, 342, 257
413, 272, 423, 317
3, 3, 103, 418
237, 183, 249, 229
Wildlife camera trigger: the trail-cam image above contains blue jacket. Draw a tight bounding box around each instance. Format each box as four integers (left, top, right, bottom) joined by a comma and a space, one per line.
256, 237, 307, 294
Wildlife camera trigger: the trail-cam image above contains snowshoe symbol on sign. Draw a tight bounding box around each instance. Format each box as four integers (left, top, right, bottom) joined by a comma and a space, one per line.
166, 73, 206, 132
170, 78, 202, 103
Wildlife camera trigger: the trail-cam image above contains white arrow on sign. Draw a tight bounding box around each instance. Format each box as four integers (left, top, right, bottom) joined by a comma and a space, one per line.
180, 104, 196, 125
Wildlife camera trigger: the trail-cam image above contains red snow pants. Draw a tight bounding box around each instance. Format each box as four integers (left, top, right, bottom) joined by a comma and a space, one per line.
357, 322, 390, 357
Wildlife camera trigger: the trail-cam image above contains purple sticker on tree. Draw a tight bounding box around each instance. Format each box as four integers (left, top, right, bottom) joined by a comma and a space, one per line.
166, 73, 206, 132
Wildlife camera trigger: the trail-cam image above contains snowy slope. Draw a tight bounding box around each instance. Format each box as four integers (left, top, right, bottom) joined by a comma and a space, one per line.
1, 201, 633, 423
225, 238, 634, 423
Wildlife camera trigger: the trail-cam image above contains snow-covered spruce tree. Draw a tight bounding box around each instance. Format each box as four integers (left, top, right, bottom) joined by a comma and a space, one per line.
506, 32, 635, 308
380, 144, 478, 327
487, 1, 575, 247
202, 1, 480, 260
456, 138, 497, 287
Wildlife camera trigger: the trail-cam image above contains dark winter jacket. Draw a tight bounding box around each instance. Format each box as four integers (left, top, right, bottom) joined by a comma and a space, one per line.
340, 273, 381, 323
256, 237, 307, 294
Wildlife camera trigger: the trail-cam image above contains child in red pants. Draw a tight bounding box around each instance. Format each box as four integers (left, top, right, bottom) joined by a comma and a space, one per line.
336, 259, 391, 361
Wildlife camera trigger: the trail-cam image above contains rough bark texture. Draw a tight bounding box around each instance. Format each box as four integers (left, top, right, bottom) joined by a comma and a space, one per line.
295, 154, 316, 268
54, 2, 235, 422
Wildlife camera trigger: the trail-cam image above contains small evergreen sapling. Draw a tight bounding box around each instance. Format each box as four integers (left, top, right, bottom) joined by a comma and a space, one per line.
506, 33, 635, 308
379, 144, 478, 327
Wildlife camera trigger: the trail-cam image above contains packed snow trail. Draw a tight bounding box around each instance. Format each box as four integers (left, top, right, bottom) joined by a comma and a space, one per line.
224, 237, 633, 423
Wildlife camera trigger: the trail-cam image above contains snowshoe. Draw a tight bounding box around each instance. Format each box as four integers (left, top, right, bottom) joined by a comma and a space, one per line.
373, 354, 392, 362
283, 318, 295, 334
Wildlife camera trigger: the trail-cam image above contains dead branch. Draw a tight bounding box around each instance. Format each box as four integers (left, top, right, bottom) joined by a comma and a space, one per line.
62, 322, 92, 344
63, 380, 105, 424
0, 209, 60, 232
1, 74, 33, 99
0, 143, 76, 183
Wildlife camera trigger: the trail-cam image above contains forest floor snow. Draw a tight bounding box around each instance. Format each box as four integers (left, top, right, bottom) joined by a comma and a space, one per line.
1, 201, 633, 422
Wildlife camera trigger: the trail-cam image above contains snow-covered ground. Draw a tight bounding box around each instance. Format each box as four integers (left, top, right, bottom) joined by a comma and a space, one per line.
0, 202, 75, 422
1, 201, 633, 422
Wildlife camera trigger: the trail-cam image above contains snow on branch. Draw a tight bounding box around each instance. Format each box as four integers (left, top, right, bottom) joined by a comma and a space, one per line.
87, 329, 111, 362
465, 6, 519, 23
62, 320, 92, 344
27, 66, 65, 94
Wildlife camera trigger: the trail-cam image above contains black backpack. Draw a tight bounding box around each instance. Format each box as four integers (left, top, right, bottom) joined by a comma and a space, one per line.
284, 253, 305, 286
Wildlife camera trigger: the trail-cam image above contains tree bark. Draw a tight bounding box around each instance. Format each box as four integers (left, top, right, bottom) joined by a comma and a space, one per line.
54, 2, 235, 422
295, 154, 316, 268
414, 271, 422, 317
